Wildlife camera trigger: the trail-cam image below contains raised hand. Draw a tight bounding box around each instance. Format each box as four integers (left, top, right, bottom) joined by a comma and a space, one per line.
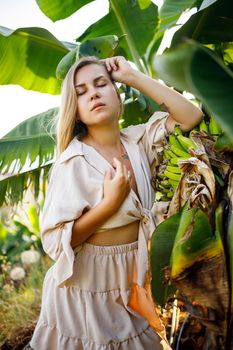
103, 56, 135, 84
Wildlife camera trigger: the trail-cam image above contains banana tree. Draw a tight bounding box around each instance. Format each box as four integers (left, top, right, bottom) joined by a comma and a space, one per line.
148, 0, 233, 348
0, 1, 233, 347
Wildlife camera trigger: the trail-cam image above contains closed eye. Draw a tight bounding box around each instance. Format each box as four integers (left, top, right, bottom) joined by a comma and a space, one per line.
76, 91, 85, 96
97, 83, 107, 87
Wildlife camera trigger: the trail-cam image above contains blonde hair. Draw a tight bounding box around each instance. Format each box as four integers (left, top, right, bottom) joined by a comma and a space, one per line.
56, 56, 123, 155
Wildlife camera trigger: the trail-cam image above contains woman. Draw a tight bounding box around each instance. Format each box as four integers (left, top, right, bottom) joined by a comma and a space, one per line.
29, 56, 203, 349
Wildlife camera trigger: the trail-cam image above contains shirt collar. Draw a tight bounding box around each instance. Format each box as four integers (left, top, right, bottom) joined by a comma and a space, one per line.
58, 124, 145, 164
58, 137, 84, 164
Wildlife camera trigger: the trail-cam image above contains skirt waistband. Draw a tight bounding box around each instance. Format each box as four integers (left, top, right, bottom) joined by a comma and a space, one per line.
77, 240, 138, 255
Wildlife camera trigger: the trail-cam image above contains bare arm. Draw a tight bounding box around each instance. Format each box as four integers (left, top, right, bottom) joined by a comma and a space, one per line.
71, 198, 117, 247
104, 56, 204, 132
71, 158, 132, 248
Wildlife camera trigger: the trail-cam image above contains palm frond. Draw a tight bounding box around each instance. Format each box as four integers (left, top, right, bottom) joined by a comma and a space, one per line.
0, 163, 52, 206
0, 108, 57, 175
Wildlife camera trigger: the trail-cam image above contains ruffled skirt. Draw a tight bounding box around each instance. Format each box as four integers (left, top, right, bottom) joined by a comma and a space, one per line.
30, 241, 170, 349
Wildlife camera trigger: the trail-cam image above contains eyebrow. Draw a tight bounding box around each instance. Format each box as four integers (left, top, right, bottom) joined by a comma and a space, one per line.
74, 75, 107, 88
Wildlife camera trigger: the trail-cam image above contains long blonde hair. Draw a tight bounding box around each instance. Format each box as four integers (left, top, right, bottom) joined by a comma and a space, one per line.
56, 56, 123, 156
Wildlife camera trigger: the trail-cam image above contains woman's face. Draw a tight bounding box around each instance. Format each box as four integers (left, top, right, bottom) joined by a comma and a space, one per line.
74, 63, 120, 127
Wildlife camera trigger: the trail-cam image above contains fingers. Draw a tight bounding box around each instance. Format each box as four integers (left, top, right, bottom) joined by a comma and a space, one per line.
112, 157, 123, 175
104, 57, 121, 72
104, 168, 112, 181
113, 157, 131, 184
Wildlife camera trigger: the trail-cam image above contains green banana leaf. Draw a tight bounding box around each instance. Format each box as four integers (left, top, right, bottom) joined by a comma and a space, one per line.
214, 131, 233, 151
146, 0, 200, 64
122, 86, 161, 127
170, 208, 223, 278
227, 172, 233, 341
0, 108, 57, 175
76, 0, 158, 72
0, 26, 69, 94
150, 209, 179, 307
171, 0, 233, 47
137, 0, 151, 10
27, 203, 40, 234
56, 35, 123, 80
0, 163, 51, 206
169, 206, 228, 338
153, 42, 233, 142
35, 0, 94, 21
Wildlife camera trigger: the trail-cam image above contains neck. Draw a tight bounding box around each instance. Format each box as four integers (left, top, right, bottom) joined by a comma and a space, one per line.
84, 123, 121, 152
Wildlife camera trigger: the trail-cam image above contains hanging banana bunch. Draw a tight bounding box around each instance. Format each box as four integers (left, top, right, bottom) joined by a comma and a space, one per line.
155, 116, 222, 202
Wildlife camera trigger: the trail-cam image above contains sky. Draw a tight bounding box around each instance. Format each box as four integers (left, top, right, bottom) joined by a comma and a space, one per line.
0, 0, 175, 138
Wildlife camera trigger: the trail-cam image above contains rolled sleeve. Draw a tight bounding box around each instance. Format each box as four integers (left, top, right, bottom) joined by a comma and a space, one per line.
40, 160, 90, 287
141, 111, 169, 168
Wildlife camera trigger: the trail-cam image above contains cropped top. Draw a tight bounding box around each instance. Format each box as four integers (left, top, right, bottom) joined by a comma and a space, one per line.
40, 111, 169, 288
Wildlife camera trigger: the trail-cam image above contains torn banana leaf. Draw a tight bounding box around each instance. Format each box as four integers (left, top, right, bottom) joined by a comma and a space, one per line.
168, 206, 228, 336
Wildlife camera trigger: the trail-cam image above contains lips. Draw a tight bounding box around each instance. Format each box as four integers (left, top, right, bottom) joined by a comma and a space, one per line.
91, 103, 105, 111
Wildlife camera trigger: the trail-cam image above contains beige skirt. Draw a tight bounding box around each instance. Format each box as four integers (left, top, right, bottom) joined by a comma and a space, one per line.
30, 241, 170, 350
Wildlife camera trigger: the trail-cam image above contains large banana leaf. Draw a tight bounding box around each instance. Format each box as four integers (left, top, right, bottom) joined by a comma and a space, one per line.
169, 206, 228, 340
146, 0, 200, 64
122, 86, 161, 127
170, 208, 223, 278
0, 27, 69, 94
137, 0, 151, 10
56, 35, 123, 80
150, 209, 179, 306
0, 108, 57, 175
153, 42, 233, 142
227, 171, 233, 347
35, 0, 94, 21
76, 0, 158, 72
0, 163, 51, 206
171, 0, 233, 47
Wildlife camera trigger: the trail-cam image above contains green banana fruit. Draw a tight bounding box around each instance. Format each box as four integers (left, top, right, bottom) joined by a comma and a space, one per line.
169, 134, 185, 151
168, 178, 179, 189
166, 165, 181, 174
164, 150, 172, 159
158, 184, 172, 193
199, 119, 209, 133
160, 179, 171, 188
170, 145, 190, 158
169, 157, 187, 165
177, 135, 197, 152
163, 170, 181, 181
155, 191, 164, 201
208, 117, 222, 136
167, 191, 174, 199
174, 125, 183, 135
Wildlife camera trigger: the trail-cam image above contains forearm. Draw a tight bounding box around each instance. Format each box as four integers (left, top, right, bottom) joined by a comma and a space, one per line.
71, 199, 117, 248
126, 70, 203, 131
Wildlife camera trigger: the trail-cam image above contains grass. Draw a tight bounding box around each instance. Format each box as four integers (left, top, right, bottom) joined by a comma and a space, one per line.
0, 256, 52, 349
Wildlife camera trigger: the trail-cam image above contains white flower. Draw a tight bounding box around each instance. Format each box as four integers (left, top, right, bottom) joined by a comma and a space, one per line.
10, 267, 26, 281
21, 250, 41, 265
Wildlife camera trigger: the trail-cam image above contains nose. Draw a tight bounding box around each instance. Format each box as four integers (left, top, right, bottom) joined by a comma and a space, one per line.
90, 89, 100, 101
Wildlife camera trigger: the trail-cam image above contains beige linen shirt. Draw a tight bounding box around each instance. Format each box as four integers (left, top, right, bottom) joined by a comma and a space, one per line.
40, 111, 169, 290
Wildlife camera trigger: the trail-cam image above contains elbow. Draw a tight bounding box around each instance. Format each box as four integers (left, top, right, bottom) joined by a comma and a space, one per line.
181, 109, 204, 132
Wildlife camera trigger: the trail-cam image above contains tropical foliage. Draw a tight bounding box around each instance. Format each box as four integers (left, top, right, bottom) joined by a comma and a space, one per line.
0, 0, 233, 348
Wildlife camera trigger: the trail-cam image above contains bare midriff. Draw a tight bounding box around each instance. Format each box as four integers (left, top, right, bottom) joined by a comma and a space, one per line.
86, 220, 140, 246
